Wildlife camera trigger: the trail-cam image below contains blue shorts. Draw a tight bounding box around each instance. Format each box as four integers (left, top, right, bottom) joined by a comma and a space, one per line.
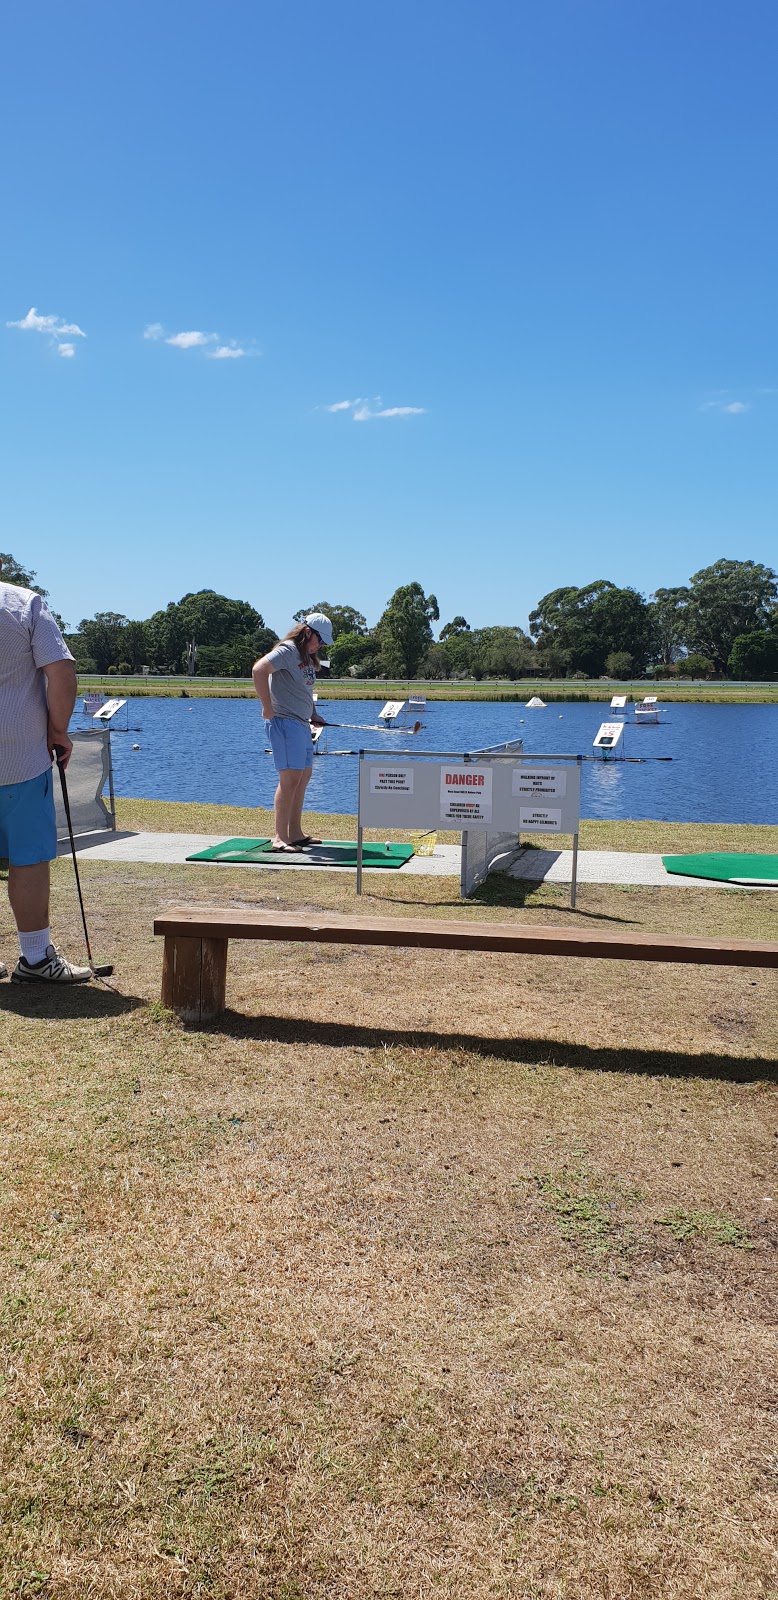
265, 716, 313, 772
0, 767, 57, 866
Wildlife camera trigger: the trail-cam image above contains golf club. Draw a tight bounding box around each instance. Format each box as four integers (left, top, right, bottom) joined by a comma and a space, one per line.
53, 746, 114, 976
320, 719, 423, 735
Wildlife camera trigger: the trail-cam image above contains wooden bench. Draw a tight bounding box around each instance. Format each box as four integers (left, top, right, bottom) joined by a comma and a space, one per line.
154, 907, 778, 1023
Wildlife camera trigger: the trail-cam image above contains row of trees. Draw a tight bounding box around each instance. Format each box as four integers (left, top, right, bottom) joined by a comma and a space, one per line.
3, 552, 777, 680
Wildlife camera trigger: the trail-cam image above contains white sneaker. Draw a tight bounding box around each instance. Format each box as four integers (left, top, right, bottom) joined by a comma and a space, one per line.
0, 961, 7, 980
11, 946, 92, 985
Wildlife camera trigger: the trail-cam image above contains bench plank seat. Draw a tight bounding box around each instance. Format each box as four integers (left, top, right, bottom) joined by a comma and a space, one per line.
154, 907, 778, 1023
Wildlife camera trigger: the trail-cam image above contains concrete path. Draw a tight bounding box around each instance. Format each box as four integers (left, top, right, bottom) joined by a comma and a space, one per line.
58, 831, 776, 889
508, 847, 710, 888
60, 831, 461, 877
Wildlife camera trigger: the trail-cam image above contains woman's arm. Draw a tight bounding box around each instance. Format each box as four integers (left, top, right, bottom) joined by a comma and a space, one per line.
252, 655, 274, 718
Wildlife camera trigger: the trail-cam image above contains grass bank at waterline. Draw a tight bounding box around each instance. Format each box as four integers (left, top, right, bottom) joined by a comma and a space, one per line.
78, 673, 778, 704
0, 821, 776, 1597
115, 795, 778, 857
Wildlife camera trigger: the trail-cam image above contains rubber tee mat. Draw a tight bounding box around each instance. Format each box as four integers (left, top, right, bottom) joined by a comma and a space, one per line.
662, 852, 778, 885
186, 838, 415, 869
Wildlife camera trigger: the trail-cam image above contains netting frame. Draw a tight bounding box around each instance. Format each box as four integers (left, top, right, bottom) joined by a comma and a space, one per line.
54, 729, 116, 841
459, 737, 524, 897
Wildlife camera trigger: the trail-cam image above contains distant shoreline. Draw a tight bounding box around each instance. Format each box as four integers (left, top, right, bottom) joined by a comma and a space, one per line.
78, 675, 778, 705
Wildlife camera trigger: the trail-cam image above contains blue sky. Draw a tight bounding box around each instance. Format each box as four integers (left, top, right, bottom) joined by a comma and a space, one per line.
2, 0, 777, 635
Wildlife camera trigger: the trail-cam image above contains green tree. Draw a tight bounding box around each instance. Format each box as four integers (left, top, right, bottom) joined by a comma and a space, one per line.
647, 586, 689, 665
678, 653, 715, 678
591, 586, 651, 670
0, 551, 68, 628
75, 613, 130, 672
330, 631, 378, 676
375, 583, 439, 675
684, 559, 778, 675
529, 581, 650, 675
145, 603, 187, 670
439, 616, 470, 641
728, 630, 778, 679
0, 551, 41, 589
423, 632, 474, 678
470, 626, 535, 679
122, 621, 149, 671
177, 590, 262, 646
605, 651, 634, 679
142, 592, 274, 672
293, 602, 369, 639
252, 621, 278, 658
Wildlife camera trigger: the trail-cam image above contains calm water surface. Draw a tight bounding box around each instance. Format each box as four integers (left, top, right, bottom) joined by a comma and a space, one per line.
80, 697, 778, 824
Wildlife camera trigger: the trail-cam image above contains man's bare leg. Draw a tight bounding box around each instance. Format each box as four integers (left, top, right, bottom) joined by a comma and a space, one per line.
8, 862, 50, 933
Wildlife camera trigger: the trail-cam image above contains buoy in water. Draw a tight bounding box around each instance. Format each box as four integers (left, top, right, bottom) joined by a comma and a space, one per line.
132, 743, 140, 750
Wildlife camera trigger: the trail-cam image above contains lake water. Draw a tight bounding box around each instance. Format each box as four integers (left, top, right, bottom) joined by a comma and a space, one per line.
80, 696, 778, 824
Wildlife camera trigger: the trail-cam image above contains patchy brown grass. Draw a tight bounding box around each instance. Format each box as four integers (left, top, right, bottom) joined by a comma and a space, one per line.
1, 843, 777, 1598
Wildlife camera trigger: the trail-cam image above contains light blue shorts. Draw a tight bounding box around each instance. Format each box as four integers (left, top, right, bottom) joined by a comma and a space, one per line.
265, 716, 313, 772
0, 767, 58, 866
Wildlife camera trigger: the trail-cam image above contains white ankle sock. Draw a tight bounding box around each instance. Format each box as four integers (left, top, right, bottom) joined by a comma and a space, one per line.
19, 928, 50, 964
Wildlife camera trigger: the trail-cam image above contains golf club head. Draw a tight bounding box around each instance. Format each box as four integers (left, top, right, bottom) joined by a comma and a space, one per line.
92, 963, 114, 977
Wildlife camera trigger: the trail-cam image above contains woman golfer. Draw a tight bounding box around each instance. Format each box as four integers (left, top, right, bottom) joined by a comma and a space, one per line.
253, 613, 334, 852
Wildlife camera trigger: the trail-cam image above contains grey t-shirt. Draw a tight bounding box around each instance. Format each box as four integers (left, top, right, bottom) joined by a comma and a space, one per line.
265, 640, 316, 725
0, 582, 74, 785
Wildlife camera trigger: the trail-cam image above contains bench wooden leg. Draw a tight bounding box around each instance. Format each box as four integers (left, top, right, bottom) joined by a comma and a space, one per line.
161, 934, 228, 1022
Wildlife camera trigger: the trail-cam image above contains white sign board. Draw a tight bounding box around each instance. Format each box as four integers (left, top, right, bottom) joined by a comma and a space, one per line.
369, 765, 414, 795
439, 764, 492, 824
93, 698, 127, 722
519, 805, 563, 831
358, 755, 580, 834
512, 766, 566, 798
593, 721, 625, 751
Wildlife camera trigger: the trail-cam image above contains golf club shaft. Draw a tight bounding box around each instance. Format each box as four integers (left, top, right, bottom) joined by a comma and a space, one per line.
54, 746, 94, 965
323, 721, 421, 734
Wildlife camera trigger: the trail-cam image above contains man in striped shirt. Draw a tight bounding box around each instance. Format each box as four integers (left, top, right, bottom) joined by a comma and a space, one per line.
0, 564, 92, 982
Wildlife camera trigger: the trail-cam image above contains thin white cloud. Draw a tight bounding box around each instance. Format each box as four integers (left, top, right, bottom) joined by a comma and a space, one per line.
700, 395, 749, 414
353, 402, 426, 422
7, 306, 86, 353
165, 329, 219, 350
143, 322, 165, 341
207, 344, 246, 360
323, 395, 425, 422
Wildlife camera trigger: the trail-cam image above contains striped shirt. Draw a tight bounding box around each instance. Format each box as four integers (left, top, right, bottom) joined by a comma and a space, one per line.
0, 582, 74, 785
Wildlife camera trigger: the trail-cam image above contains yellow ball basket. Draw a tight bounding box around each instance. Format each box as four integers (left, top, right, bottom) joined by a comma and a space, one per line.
411, 830, 437, 857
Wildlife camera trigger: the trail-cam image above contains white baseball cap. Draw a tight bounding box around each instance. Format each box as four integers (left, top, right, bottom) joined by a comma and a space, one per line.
305, 612, 334, 646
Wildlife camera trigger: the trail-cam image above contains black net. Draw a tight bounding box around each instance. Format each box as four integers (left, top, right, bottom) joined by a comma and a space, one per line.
54, 730, 114, 840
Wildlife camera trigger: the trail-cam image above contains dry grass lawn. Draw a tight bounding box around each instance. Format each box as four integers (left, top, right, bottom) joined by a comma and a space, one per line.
1, 807, 777, 1598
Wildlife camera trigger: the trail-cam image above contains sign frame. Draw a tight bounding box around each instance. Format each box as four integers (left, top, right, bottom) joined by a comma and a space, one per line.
356, 750, 582, 905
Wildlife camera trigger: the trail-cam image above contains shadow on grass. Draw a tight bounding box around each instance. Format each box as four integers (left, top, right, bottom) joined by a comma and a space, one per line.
370, 879, 637, 923
0, 983, 145, 1019
213, 1011, 778, 1084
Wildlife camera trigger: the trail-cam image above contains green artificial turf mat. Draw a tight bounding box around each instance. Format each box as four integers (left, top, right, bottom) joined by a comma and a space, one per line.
662, 852, 778, 885
186, 837, 415, 868
186, 838, 273, 862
